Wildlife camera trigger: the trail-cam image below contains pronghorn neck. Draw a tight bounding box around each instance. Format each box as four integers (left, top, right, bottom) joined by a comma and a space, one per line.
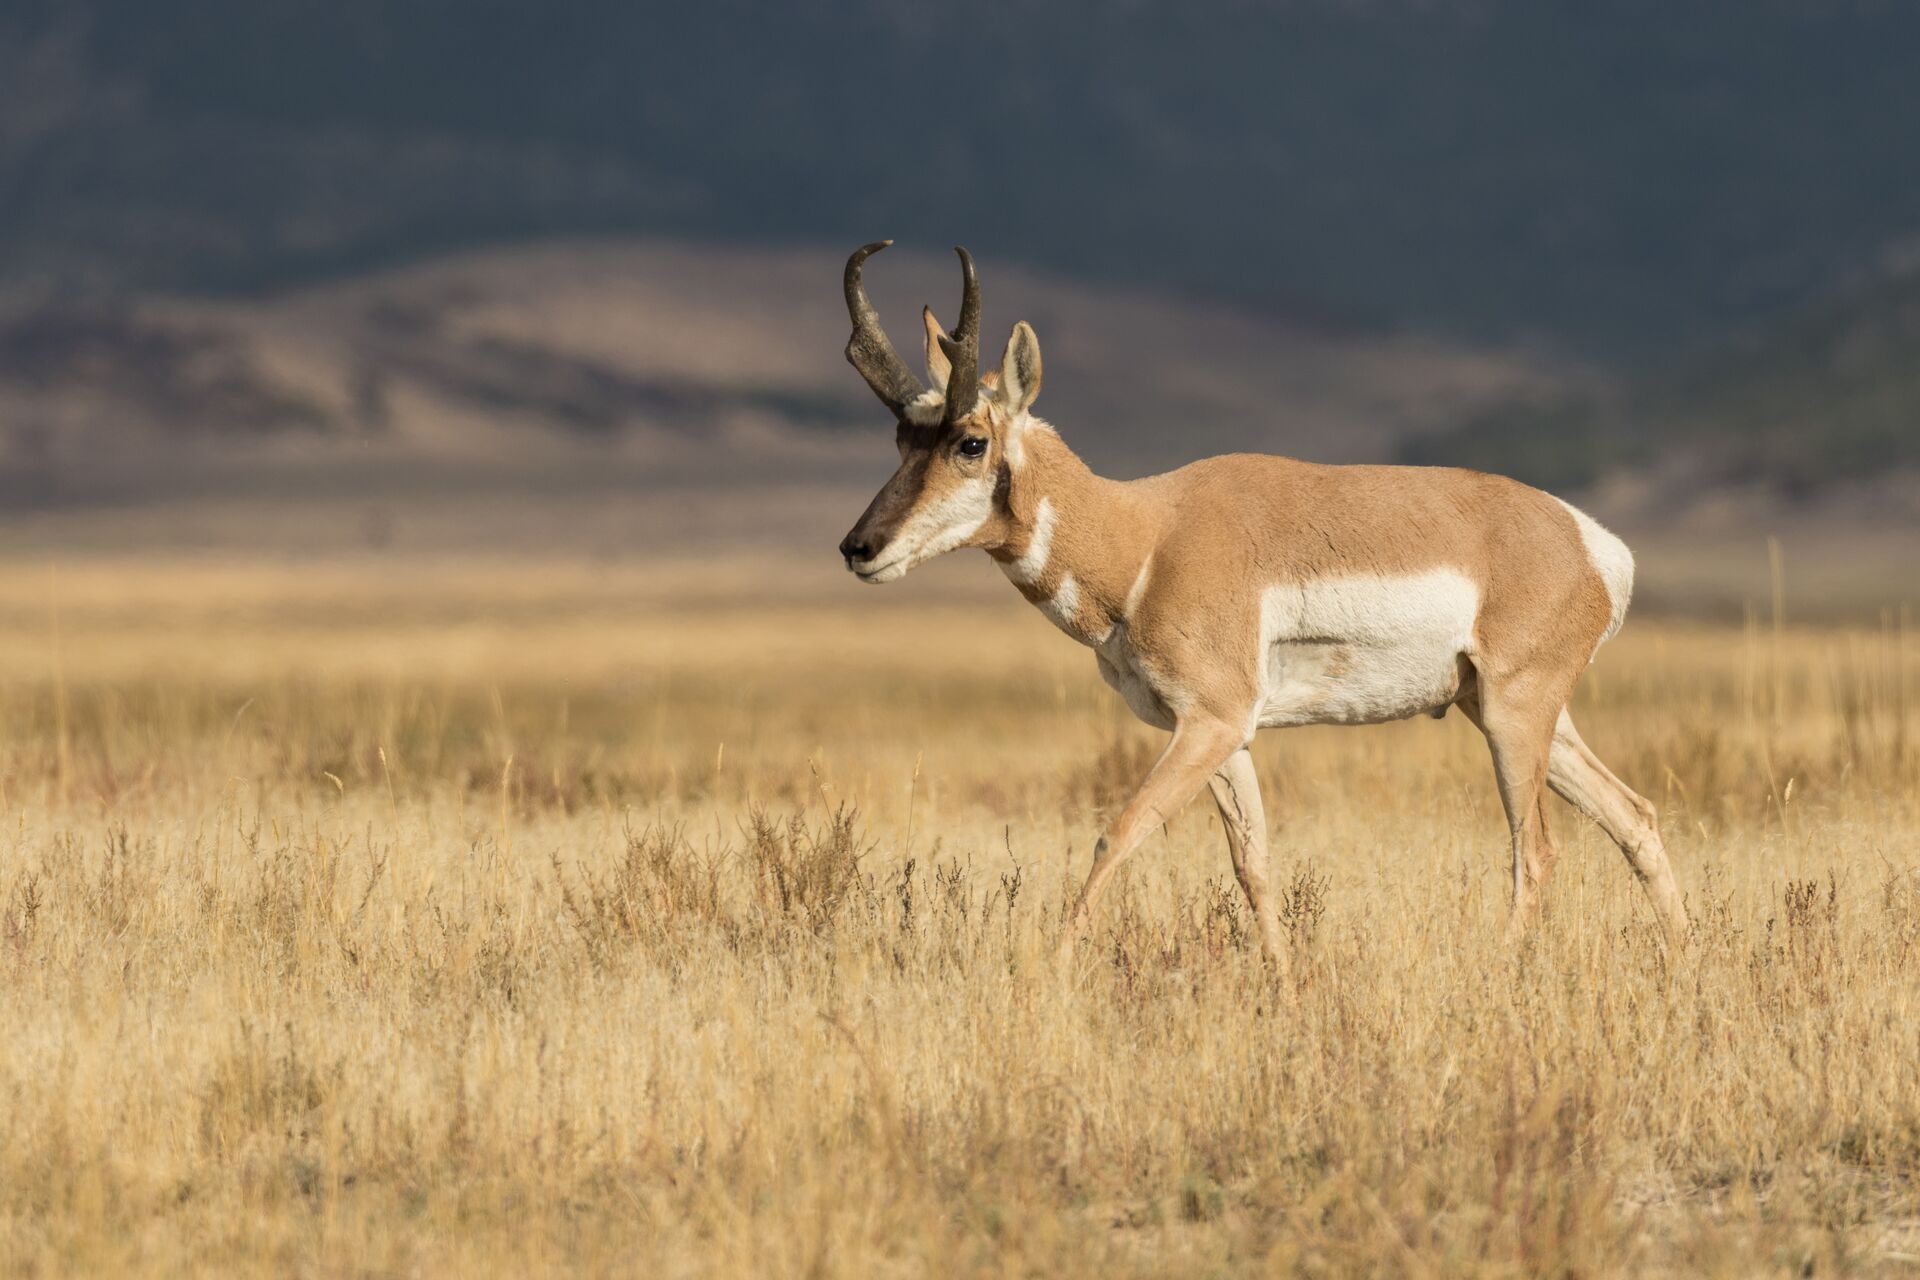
988, 424, 1160, 646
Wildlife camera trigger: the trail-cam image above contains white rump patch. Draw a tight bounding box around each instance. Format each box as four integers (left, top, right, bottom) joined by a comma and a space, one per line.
1256, 569, 1480, 727
999, 497, 1054, 585
1555, 498, 1634, 645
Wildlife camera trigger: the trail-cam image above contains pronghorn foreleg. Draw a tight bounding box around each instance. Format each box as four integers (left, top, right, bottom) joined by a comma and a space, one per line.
1207, 747, 1289, 968
1057, 717, 1246, 966
1547, 709, 1690, 940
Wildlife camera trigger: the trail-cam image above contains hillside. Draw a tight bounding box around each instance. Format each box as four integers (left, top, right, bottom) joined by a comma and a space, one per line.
0, 238, 1561, 511
1401, 258, 1920, 522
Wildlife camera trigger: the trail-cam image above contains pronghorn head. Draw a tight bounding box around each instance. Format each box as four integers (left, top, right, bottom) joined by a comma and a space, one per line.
837, 242, 1043, 584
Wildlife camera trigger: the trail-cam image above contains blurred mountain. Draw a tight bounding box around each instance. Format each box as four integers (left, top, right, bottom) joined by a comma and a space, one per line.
1402, 253, 1920, 521
0, 239, 1562, 505
7, 3, 1920, 354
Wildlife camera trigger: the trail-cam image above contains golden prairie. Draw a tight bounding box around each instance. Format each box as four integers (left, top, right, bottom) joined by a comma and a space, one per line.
0, 554, 1915, 1275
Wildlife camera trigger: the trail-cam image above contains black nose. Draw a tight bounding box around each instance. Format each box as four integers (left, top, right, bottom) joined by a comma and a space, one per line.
838, 533, 874, 562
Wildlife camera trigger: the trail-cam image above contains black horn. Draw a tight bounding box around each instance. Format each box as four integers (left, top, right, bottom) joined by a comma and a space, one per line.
937, 246, 981, 424
843, 241, 925, 415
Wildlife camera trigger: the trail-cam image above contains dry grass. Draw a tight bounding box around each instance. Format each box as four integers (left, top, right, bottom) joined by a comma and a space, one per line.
0, 553, 1915, 1276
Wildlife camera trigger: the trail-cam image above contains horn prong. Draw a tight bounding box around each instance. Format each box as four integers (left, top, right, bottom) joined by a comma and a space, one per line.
941, 246, 982, 424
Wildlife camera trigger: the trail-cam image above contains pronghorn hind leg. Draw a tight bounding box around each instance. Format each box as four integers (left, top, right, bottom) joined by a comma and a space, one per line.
1459, 687, 1561, 890
1057, 717, 1246, 967
1458, 671, 1565, 938
1534, 790, 1560, 885
1547, 709, 1690, 940
1206, 747, 1289, 968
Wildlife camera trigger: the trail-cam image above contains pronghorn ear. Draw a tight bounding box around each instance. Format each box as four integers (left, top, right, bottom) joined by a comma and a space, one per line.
994, 321, 1042, 416
922, 307, 952, 392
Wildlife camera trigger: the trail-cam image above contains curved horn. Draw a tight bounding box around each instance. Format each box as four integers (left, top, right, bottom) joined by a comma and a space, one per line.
843, 241, 925, 415
937, 246, 981, 424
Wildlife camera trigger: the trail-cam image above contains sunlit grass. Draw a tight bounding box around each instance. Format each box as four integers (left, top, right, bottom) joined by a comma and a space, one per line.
0, 554, 1915, 1275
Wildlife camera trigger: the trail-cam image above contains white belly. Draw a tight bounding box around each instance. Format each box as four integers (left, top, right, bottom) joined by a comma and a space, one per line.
1256, 570, 1478, 728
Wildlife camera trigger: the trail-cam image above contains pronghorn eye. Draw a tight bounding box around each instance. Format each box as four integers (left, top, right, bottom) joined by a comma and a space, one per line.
957, 436, 988, 459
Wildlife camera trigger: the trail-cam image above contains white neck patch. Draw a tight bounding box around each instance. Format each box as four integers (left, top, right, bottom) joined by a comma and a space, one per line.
1123, 553, 1153, 619
1039, 572, 1082, 636
999, 497, 1055, 586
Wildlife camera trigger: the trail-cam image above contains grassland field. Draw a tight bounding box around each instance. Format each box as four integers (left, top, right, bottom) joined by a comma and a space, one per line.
0, 552, 1915, 1276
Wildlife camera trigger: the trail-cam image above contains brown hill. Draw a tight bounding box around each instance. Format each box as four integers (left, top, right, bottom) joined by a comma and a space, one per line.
0, 238, 1566, 509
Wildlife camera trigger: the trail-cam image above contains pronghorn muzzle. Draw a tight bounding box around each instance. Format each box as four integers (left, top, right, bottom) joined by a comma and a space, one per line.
837, 452, 929, 579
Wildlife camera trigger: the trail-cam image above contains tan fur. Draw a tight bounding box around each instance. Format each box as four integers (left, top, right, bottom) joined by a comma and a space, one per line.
840, 305, 1690, 968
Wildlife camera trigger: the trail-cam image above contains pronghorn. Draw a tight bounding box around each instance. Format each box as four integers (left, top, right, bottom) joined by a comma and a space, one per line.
834, 242, 1690, 965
